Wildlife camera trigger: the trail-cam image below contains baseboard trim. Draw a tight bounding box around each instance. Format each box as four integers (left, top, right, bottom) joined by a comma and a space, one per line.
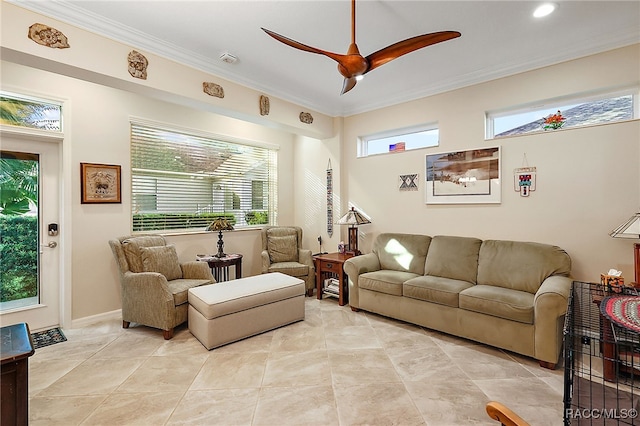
70, 309, 121, 329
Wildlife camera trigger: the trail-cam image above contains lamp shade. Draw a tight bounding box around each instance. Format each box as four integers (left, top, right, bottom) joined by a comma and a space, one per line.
610, 212, 640, 239
336, 207, 371, 226
206, 217, 234, 232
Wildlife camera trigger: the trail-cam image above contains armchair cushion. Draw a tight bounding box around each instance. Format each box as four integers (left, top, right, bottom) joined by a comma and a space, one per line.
267, 235, 299, 263
267, 261, 309, 277
121, 235, 166, 272
140, 245, 183, 281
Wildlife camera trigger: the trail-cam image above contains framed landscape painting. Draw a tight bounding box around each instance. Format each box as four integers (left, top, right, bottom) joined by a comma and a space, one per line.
425, 147, 501, 204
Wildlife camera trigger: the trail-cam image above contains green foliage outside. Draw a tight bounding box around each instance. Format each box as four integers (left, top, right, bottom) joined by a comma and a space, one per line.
0, 215, 38, 302
0, 95, 61, 131
133, 212, 236, 232
1, 157, 38, 216
1, 155, 39, 303
245, 211, 268, 225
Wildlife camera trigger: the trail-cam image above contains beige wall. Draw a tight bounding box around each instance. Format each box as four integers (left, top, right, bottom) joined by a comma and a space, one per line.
334, 44, 640, 282
1, 60, 298, 322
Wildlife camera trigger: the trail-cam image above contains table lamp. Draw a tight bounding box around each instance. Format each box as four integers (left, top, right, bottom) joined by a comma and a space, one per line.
207, 217, 234, 258
609, 211, 640, 284
336, 206, 371, 255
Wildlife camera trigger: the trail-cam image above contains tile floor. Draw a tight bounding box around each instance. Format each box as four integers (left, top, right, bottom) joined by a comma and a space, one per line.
28, 298, 565, 425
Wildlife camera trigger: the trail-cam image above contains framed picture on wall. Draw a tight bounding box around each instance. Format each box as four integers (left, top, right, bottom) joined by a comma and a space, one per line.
425, 147, 501, 204
80, 162, 121, 204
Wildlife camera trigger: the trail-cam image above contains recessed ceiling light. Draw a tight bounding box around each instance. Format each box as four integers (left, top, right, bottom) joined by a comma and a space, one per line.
533, 3, 557, 18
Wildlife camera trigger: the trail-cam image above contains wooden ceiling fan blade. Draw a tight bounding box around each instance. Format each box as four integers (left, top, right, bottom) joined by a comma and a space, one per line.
341, 77, 358, 95
366, 31, 461, 72
261, 28, 346, 62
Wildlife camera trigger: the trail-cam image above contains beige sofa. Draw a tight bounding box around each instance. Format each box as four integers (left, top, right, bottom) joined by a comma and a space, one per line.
344, 233, 572, 368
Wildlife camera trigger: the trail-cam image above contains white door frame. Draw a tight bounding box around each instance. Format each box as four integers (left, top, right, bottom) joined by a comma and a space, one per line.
0, 125, 68, 330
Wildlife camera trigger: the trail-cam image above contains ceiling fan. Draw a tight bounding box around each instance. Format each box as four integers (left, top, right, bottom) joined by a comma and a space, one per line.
262, 0, 461, 95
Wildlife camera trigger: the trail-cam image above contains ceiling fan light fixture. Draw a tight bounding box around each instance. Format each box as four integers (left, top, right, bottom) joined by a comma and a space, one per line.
533, 3, 557, 18
262, 0, 460, 95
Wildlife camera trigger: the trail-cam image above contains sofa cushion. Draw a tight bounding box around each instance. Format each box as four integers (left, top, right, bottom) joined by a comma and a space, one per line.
477, 240, 571, 293
359, 270, 419, 296
372, 233, 431, 275
403, 275, 474, 307
459, 285, 534, 324
268, 235, 299, 263
140, 245, 183, 281
424, 235, 482, 284
121, 235, 167, 272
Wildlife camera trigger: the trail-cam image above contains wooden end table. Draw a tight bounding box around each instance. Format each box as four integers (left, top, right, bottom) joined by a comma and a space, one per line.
313, 252, 354, 306
198, 254, 242, 282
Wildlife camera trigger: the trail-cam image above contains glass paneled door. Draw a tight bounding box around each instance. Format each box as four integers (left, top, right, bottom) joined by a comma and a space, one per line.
0, 136, 61, 331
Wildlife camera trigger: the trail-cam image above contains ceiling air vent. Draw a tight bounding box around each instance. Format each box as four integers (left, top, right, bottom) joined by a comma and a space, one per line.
219, 52, 238, 64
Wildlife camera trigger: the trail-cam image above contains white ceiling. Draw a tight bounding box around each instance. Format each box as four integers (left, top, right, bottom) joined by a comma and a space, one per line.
11, 0, 640, 117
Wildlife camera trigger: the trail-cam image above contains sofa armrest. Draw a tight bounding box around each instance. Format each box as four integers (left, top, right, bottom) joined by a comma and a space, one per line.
343, 253, 381, 309
181, 261, 215, 281
533, 275, 572, 365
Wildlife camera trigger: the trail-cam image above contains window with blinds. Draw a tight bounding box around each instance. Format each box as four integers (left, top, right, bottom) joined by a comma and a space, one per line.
131, 122, 278, 232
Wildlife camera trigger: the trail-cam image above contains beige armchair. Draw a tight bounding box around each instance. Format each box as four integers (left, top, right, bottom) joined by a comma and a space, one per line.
261, 226, 315, 296
109, 235, 214, 339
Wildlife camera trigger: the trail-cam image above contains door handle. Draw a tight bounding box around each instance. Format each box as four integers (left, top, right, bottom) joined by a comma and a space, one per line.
40, 241, 57, 252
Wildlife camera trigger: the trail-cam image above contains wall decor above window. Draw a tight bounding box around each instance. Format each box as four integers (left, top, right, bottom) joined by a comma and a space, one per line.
127, 50, 148, 80
425, 147, 501, 205
28, 23, 69, 49
259, 95, 270, 116
299, 112, 313, 124
203, 82, 224, 98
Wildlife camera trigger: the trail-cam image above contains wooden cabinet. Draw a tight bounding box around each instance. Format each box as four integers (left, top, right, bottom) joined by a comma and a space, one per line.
1, 323, 35, 426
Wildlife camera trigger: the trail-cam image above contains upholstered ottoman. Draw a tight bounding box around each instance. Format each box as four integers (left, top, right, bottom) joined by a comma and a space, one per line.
188, 272, 305, 349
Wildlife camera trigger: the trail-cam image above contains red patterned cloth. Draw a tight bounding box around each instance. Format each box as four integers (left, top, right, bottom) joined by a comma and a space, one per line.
601, 295, 640, 333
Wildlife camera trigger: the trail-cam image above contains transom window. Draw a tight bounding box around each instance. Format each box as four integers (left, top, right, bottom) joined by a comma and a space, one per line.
0, 92, 62, 132
358, 123, 439, 157
131, 122, 278, 232
486, 90, 637, 139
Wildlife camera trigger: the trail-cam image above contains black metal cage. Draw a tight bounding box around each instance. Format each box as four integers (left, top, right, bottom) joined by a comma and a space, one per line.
564, 281, 640, 425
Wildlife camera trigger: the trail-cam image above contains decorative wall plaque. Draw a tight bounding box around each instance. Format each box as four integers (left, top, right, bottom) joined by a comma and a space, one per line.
203, 82, 224, 98
514, 166, 537, 197
127, 50, 148, 80
399, 174, 419, 191
299, 112, 313, 124
259, 95, 270, 116
28, 23, 70, 49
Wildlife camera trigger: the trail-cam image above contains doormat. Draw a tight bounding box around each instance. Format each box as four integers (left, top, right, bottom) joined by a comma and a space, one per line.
31, 327, 67, 349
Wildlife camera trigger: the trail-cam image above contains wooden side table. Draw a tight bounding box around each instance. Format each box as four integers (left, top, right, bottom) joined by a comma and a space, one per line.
1, 323, 35, 426
198, 254, 242, 282
313, 252, 354, 306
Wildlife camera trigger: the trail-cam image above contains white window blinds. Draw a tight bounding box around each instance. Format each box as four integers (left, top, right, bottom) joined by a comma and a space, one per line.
131, 123, 277, 232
